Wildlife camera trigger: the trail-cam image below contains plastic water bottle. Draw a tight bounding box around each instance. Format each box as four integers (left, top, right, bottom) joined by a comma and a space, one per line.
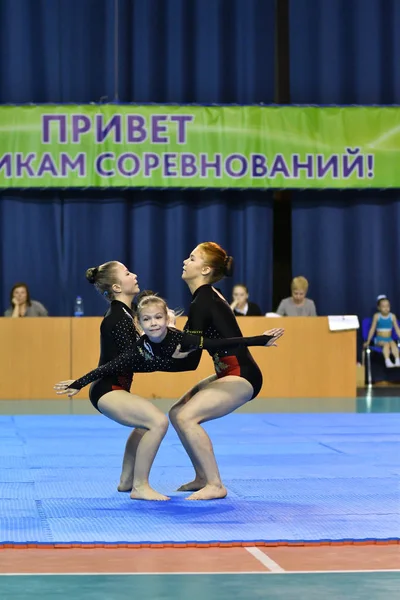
74, 296, 84, 317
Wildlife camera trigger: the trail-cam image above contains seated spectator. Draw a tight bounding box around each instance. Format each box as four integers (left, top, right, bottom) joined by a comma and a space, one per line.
276, 276, 317, 317
363, 295, 400, 368
230, 284, 262, 316
4, 283, 48, 318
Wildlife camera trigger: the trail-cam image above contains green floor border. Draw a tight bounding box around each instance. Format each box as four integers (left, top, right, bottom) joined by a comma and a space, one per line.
0, 572, 399, 600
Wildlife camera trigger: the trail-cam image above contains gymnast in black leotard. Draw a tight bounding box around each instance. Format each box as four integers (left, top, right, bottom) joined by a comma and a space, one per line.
55, 261, 172, 502
89, 298, 139, 410
169, 242, 283, 501
182, 283, 263, 398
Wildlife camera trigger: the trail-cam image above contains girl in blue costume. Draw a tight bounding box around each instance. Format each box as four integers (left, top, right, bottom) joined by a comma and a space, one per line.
364, 295, 400, 368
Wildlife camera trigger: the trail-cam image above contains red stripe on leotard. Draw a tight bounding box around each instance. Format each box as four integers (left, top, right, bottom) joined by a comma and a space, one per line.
214, 355, 241, 378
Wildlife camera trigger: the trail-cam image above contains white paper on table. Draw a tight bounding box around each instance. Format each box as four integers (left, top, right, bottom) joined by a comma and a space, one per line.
328, 315, 360, 331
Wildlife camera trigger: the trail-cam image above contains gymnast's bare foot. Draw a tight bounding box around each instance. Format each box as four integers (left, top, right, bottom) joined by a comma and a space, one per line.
117, 479, 132, 492
186, 484, 227, 501
130, 484, 170, 501
177, 477, 207, 492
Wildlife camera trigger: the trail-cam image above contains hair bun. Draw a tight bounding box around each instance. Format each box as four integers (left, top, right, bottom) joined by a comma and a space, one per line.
224, 256, 234, 277
85, 266, 99, 284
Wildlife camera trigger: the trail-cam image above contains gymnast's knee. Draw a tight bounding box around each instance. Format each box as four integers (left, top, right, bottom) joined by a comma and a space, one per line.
154, 413, 169, 435
168, 405, 181, 427
172, 408, 199, 431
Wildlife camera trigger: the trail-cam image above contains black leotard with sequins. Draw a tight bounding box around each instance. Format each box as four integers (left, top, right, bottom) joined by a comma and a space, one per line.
87, 300, 140, 411
182, 284, 264, 399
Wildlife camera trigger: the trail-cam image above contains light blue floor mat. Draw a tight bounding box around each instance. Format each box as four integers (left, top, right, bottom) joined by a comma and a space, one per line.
0, 413, 399, 545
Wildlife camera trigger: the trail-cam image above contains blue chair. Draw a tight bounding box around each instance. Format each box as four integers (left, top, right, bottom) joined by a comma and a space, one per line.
361, 317, 400, 384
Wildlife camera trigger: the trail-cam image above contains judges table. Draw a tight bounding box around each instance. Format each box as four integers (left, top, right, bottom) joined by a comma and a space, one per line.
0, 317, 356, 400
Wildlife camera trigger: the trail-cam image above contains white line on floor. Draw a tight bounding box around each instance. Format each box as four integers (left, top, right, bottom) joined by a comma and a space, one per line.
245, 547, 285, 572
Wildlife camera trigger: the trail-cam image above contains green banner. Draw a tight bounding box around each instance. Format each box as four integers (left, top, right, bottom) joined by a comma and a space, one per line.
0, 104, 398, 188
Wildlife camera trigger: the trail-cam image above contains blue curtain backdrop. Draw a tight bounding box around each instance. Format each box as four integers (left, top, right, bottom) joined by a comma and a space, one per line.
289, 0, 400, 104
0, 0, 275, 104
291, 192, 400, 320
0, 0, 275, 316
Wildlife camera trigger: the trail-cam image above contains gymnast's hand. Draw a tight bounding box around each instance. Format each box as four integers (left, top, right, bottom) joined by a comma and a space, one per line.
263, 328, 284, 346
54, 380, 80, 397
172, 344, 196, 359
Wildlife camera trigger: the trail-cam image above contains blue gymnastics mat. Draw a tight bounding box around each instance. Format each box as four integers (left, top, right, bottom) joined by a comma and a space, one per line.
0, 413, 399, 545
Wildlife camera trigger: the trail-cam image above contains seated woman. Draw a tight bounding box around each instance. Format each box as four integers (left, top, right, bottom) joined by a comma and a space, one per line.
275, 276, 317, 317
230, 284, 262, 316
4, 282, 48, 317
363, 295, 400, 368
